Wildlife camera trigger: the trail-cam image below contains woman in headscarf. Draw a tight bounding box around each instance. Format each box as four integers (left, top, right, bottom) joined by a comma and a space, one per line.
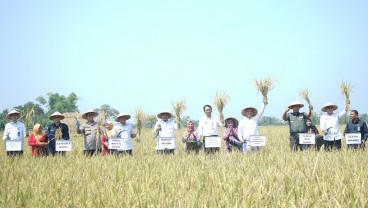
182, 120, 200, 154
28, 124, 48, 156
222, 117, 242, 153
101, 121, 114, 156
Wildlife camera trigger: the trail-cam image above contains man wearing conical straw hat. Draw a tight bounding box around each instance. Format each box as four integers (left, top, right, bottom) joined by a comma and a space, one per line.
238, 98, 267, 153
2, 109, 26, 156
320, 100, 350, 151
76, 110, 101, 156
112, 112, 136, 156
282, 101, 313, 151
46, 111, 70, 156
153, 110, 177, 154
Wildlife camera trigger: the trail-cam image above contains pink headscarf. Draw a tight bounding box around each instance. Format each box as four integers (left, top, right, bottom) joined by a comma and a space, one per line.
186, 120, 195, 133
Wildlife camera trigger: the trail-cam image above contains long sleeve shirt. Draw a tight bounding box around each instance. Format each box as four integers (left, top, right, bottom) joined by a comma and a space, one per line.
344, 118, 368, 141
46, 123, 70, 153
77, 122, 100, 151
112, 123, 134, 151
198, 116, 223, 137
238, 103, 265, 142
320, 111, 347, 141
2, 121, 26, 141
153, 119, 177, 150
28, 134, 47, 156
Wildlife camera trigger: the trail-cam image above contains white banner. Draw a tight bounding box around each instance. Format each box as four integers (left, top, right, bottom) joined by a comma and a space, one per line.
249, 135, 266, 146
204, 136, 221, 148
5, 140, 23, 151
159, 130, 174, 138
345, 133, 362, 144
157, 137, 176, 149
299, 134, 316, 144
108, 138, 125, 150
55, 140, 72, 151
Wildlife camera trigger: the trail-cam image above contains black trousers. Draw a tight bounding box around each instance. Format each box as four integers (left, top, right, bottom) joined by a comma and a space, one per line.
84, 149, 96, 156
324, 139, 342, 151
109, 149, 133, 156
6, 151, 23, 157
156, 149, 175, 155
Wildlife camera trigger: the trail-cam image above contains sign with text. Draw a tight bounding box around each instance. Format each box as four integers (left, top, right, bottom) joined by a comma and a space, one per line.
299, 134, 316, 144
159, 130, 174, 138
345, 133, 361, 144
204, 136, 221, 148
5, 140, 23, 151
157, 137, 176, 149
249, 135, 266, 146
55, 140, 72, 151
108, 138, 125, 150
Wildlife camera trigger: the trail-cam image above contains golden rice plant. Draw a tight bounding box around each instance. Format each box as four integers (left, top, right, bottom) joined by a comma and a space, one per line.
135, 107, 146, 142
20, 106, 35, 136
299, 88, 312, 106
254, 76, 277, 105
213, 91, 230, 122
172, 100, 187, 129
339, 81, 353, 111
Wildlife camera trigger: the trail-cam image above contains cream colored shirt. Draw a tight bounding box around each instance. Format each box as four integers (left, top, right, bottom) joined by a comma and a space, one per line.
238, 103, 265, 142
198, 116, 223, 137
320, 110, 348, 141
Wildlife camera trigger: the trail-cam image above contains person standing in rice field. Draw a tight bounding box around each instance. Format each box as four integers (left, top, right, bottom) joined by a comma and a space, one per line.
2, 109, 27, 156
153, 110, 178, 154
182, 120, 200, 154
46, 111, 70, 156
76, 110, 101, 156
282, 101, 313, 151
343, 110, 367, 150
112, 113, 136, 156
101, 121, 114, 156
198, 105, 223, 154
222, 117, 242, 153
28, 124, 48, 156
320, 100, 350, 151
305, 118, 324, 151
238, 98, 267, 153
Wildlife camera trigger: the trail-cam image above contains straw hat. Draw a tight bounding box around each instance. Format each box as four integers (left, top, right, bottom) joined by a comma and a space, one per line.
241, 107, 258, 117
6, 109, 20, 119
224, 117, 239, 128
157, 110, 173, 119
82, 110, 98, 119
115, 113, 131, 122
49, 111, 65, 120
288, 101, 304, 109
321, 102, 338, 112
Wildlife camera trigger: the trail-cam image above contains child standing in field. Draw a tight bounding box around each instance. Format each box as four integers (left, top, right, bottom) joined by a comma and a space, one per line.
2, 109, 27, 156
76, 110, 101, 156
182, 120, 200, 154
222, 117, 242, 153
112, 113, 136, 156
101, 121, 114, 156
46, 111, 70, 156
238, 98, 267, 153
153, 110, 177, 154
28, 124, 48, 156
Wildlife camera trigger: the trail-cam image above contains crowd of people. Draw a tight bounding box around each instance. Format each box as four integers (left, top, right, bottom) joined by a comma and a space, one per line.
2, 97, 368, 157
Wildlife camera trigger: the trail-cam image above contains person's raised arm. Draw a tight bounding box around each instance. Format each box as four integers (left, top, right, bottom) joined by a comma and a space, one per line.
282, 107, 290, 121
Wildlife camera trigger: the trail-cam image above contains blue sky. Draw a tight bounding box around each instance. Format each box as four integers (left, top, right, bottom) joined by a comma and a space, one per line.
1, 0, 367, 121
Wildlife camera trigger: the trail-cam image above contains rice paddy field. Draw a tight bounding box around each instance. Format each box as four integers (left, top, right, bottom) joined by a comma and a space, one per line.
1, 126, 368, 207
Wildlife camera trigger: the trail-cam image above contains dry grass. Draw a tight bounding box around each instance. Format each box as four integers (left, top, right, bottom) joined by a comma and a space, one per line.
1, 126, 368, 207
172, 100, 187, 129
213, 91, 230, 122
254, 76, 277, 105
135, 107, 146, 142
19, 107, 35, 136
339, 81, 353, 111
299, 88, 312, 106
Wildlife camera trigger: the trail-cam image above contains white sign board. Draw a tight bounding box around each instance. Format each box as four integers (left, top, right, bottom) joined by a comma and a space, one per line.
55, 140, 72, 151
204, 136, 221, 148
157, 137, 176, 149
108, 138, 125, 150
5, 140, 23, 151
249, 135, 266, 146
159, 130, 174, 138
345, 133, 361, 144
299, 134, 316, 144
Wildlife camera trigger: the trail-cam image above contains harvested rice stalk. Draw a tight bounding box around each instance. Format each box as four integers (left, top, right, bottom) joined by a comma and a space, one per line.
299, 89, 312, 106
254, 76, 277, 105
135, 107, 146, 142
213, 91, 230, 123
339, 81, 353, 111
172, 100, 187, 129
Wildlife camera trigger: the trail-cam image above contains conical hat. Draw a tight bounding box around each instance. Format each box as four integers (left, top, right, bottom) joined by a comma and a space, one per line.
288, 101, 304, 109
224, 117, 239, 128
82, 110, 98, 119
115, 113, 131, 122
6, 109, 20, 119
321, 102, 338, 112
241, 107, 258, 117
49, 111, 65, 120
157, 110, 173, 119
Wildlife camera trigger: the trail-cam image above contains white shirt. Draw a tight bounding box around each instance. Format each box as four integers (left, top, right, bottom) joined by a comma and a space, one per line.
112, 123, 134, 150
320, 110, 348, 141
153, 119, 177, 150
198, 115, 223, 137
3, 121, 26, 141
238, 103, 265, 142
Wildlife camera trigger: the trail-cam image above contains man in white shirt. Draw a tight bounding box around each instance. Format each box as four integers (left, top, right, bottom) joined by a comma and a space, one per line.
198, 105, 223, 154
238, 99, 266, 153
320, 100, 349, 151
153, 110, 177, 154
2, 109, 26, 156
112, 113, 136, 156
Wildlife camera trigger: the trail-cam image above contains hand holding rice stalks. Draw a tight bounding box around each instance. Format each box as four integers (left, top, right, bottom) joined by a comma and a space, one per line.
339, 81, 353, 111
213, 91, 230, 123
135, 107, 146, 142
172, 100, 187, 129
254, 76, 277, 105
299, 89, 312, 106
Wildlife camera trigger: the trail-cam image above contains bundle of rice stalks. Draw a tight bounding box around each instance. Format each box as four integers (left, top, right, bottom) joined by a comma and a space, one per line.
20, 106, 35, 136
172, 100, 187, 129
213, 91, 230, 122
299, 89, 312, 106
254, 76, 277, 105
135, 107, 146, 142
339, 81, 353, 111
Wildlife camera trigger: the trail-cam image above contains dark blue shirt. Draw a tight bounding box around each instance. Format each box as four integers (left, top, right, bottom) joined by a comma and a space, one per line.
344, 118, 368, 141
46, 123, 70, 153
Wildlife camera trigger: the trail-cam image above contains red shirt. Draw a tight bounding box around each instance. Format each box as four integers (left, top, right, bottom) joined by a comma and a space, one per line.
28, 134, 47, 156
101, 135, 109, 155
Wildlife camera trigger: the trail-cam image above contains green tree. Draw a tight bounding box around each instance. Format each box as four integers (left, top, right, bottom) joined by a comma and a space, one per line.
94, 104, 119, 121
